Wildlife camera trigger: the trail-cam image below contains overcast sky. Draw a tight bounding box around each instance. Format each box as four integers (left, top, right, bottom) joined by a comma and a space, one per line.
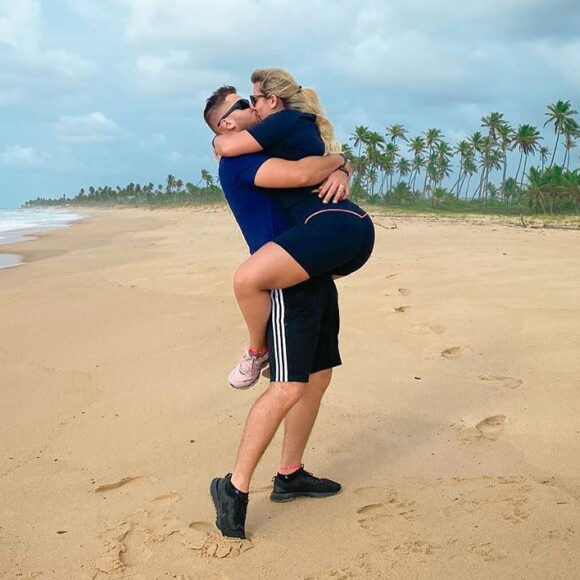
1, 0, 579, 208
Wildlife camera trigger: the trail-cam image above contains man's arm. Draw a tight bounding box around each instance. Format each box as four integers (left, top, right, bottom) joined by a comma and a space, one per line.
213, 131, 263, 156
254, 154, 345, 188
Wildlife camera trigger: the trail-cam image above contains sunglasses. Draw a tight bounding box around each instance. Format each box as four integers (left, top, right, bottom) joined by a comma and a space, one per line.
217, 98, 250, 126
250, 94, 268, 107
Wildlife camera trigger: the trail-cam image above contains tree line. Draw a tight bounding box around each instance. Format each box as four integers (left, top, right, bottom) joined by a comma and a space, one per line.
343, 99, 579, 214
24, 171, 222, 208
25, 99, 579, 215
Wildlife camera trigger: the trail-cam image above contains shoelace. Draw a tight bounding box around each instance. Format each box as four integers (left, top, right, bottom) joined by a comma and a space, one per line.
238, 352, 259, 374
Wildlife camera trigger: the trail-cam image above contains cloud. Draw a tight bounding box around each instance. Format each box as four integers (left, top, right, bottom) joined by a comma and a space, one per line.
0, 144, 83, 173
166, 150, 183, 163
56, 112, 122, 143
0, 0, 93, 79
2, 0, 580, 208
534, 39, 580, 93
0, 144, 41, 166
138, 133, 167, 150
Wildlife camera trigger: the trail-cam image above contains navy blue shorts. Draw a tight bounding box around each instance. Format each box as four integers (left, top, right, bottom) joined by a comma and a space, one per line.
274, 199, 375, 278
267, 276, 341, 383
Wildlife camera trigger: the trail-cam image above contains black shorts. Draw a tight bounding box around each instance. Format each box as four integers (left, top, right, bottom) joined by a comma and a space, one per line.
267, 276, 341, 383
274, 200, 375, 278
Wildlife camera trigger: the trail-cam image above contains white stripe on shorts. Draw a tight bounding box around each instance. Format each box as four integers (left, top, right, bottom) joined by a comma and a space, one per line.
270, 289, 288, 382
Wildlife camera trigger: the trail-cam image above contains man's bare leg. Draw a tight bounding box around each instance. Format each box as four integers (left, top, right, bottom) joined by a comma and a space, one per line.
230, 380, 306, 493
279, 369, 332, 470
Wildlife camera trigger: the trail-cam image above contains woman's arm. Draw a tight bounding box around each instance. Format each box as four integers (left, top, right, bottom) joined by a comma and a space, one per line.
213, 131, 263, 157
254, 155, 345, 189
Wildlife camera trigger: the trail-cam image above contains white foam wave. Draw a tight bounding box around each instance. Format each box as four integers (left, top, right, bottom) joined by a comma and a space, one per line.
0, 208, 85, 235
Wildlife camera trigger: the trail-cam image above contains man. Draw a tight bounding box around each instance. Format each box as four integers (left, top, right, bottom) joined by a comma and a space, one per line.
203, 86, 350, 539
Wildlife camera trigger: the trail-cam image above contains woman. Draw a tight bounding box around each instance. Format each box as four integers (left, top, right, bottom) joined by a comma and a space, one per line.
213, 68, 375, 390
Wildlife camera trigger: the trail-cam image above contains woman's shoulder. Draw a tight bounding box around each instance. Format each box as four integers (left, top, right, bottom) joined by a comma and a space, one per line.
266, 108, 316, 125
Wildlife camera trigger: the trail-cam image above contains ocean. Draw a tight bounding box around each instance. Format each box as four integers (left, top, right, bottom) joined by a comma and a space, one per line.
0, 208, 85, 269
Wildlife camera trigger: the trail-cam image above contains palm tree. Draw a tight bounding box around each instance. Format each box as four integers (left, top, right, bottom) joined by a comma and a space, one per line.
451, 140, 473, 199
468, 131, 485, 200
526, 166, 548, 213
386, 123, 408, 145
409, 155, 425, 191
562, 118, 579, 170
544, 99, 578, 168
513, 124, 542, 187
496, 123, 512, 202
200, 169, 215, 189
396, 158, 411, 185
408, 136, 426, 191
350, 126, 371, 158
422, 128, 442, 197
538, 146, 550, 171
384, 142, 399, 191
363, 131, 385, 193
480, 147, 503, 206
165, 174, 177, 195
481, 112, 505, 143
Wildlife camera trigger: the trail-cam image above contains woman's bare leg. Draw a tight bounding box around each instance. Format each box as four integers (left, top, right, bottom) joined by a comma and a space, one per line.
233, 242, 309, 351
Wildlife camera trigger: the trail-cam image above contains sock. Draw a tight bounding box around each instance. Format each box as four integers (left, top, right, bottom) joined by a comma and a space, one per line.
226, 477, 248, 498
278, 466, 304, 482
248, 347, 268, 357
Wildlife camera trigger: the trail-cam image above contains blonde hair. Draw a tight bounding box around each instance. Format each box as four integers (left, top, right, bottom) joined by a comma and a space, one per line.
251, 67, 343, 154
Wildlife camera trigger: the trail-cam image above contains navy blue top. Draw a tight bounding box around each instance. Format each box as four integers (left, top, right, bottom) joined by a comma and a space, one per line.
219, 153, 289, 254
248, 109, 324, 160
248, 109, 326, 214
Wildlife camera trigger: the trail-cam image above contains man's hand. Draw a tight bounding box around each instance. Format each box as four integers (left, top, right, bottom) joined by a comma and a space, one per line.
315, 169, 350, 204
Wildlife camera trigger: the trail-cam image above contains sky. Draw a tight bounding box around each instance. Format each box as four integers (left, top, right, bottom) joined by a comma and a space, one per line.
1, 0, 579, 208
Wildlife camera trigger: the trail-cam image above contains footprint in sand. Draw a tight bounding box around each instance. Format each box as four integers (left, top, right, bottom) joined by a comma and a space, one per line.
476, 415, 507, 441
441, 346, 462, 360
356, 494, 418, 537
455, 415, 507, 443
303, 567, 359, 580
385, 273, 399, 279
470, 542, 507, 561
393, 540, 438, 556
411, 323, 447, 335
479, 375, 523, 390
183, 530, 252, 558
150, 492, 182, 506
394, 305, 411, 313
93, 475, 156, 493
398, 288, 412, 296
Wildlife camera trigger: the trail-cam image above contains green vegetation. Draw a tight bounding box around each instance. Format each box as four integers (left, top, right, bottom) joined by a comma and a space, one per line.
24, 173, 223, 208
343, 99, 579, 216
25, 99, 580, 217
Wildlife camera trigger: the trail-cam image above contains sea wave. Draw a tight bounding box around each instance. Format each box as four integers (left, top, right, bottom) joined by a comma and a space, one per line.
0, 208, 85, 235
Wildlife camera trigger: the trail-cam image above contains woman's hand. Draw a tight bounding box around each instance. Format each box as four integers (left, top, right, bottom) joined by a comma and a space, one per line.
314, 170, 350, 204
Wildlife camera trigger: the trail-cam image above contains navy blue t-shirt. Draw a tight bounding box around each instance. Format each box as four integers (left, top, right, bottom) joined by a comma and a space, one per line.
248, 109, 324, 160
248, 109, 326, 214
219, 153, 289, 254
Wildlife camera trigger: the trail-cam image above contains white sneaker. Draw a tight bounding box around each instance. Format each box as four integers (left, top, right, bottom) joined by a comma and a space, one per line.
228, 349, 269, 390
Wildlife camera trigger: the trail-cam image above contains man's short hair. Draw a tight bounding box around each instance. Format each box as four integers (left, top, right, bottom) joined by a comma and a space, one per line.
203, 85, 237, 132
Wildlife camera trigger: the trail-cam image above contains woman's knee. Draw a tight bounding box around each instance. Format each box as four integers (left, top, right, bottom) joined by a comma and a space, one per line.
232, 264, 248, 296
233, 262, 262, 298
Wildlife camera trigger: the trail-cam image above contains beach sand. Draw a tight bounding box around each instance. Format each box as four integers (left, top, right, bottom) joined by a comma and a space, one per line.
1, 207, 579, 579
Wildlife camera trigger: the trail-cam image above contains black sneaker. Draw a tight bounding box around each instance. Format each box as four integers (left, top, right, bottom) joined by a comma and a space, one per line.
210, 474, 248, 539
270, 467, 342, 503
